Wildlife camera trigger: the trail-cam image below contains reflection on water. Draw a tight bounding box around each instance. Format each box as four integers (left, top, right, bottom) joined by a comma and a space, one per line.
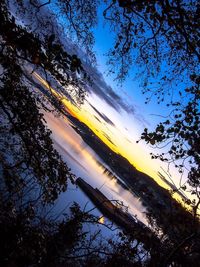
44, 111, 148, 225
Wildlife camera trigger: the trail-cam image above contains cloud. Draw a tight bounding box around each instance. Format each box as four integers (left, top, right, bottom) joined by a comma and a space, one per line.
84, 66, 136, 115
105, 86, 136, 114
125, 137, 133, 144
83, 66, 150, 128
102, 132, 116, 146
88, 102, 115, 127
93, 115, 101, 123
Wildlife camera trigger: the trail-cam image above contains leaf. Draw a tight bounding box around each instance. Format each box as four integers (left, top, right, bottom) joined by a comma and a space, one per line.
150, 139, 155, 145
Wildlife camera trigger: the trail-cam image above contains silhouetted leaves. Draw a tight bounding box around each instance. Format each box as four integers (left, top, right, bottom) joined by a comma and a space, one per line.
1, 1, 200, 266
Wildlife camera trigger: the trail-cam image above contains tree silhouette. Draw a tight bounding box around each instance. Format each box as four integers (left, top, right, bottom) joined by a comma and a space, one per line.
1, 0, 200, 266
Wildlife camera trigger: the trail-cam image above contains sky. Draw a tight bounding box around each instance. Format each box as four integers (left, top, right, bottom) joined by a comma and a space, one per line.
31, 1, 193, 204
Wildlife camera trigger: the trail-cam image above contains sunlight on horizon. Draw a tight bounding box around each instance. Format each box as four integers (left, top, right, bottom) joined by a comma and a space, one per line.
33, 71, 193, 208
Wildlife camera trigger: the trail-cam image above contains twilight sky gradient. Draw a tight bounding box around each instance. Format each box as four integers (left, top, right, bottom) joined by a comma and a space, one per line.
32, 2, 192, 203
